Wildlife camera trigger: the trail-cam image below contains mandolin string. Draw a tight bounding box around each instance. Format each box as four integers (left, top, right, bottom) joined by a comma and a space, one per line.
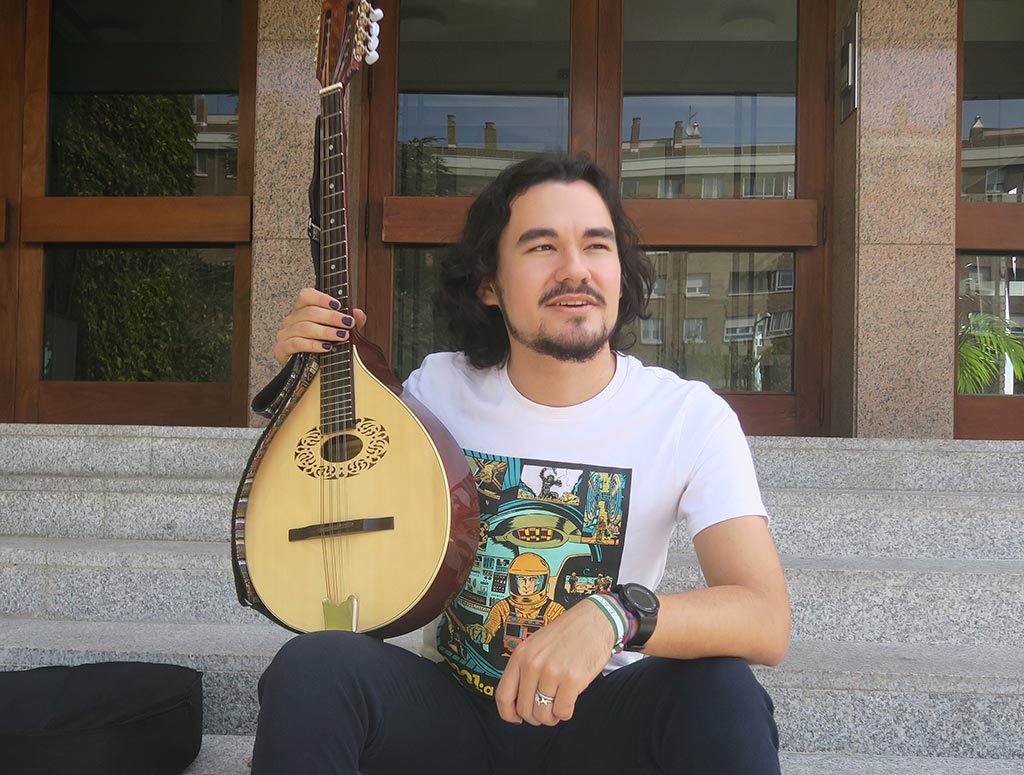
340, 87, 352, 619
319, 96, 332, 613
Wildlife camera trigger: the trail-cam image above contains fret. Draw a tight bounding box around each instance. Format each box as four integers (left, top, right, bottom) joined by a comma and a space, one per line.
319, 86, 355, 435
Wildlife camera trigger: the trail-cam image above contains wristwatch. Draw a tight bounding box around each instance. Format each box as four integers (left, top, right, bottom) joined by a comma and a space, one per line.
611, 583, 660, 652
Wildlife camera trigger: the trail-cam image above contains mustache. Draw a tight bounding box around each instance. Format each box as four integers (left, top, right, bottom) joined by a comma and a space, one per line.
539, 284, 605, 306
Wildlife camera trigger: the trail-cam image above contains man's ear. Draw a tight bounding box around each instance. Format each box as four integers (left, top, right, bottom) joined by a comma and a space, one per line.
477, 278, 499, 307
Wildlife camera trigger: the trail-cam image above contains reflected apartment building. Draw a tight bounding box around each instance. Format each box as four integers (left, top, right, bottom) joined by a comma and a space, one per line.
1, 0, 1022, 438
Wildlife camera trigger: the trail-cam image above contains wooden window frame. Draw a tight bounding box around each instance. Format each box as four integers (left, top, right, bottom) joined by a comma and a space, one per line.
10, 0, 257, 426
363, 0, 833, 436
954, 0, 1024, 440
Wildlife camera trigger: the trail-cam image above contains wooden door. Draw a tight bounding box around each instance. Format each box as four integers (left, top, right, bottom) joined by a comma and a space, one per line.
360, 0, 834, 436
3, 0, 256, 426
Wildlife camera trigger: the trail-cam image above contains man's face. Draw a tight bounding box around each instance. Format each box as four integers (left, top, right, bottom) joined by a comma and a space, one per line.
516, 575, 543, 595
479, 180, 622, 363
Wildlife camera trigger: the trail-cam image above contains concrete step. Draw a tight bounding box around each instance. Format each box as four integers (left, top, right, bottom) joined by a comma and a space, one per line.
764, 500, 1024, 560
3, 473, 1022, 563
2, 619, 1022, 758
4, 536, 1023, 647
184, 736, 1024, 775
760, 640, 1024, 759
0, 474, 234, 542
0, 536, 264, 625
665, 553, 1024, 647
0, 424, 260, 480
3, 424, 1024, 494
750, 436, 1024, 493
780, 752, 1024, 774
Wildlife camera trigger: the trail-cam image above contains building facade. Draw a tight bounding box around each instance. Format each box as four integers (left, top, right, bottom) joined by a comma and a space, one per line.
0, 0, 1021, 438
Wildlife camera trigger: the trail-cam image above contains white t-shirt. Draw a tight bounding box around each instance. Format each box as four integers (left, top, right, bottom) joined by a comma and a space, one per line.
403, 351, 769, 698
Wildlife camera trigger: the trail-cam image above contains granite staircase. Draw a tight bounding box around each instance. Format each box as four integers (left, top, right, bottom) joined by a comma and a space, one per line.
0, 423, 1022, 774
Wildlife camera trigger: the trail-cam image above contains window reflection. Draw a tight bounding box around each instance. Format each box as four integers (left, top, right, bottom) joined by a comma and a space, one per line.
397, 1, 569, 196
622, 250, 794, 392
392, 247, 451, 382
44, 246, 235, 382
49, 0, 241, 197
958, 254, 1024, 395
961, 1, 1024, 202
391, 247, 794, 392
622, 1, 797, 200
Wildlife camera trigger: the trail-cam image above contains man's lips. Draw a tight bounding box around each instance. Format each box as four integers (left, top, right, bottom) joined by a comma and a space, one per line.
544, 294, 601, 308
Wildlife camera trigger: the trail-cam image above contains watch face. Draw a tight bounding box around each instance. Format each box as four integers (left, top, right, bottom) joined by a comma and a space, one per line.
623, 585, 659, 614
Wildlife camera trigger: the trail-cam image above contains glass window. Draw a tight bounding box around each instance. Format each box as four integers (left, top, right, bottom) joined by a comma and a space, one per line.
48, 0, 241, 197
683, 318, 707, 343
392, 247, 452, 382
396, 1, 570, 196
640, 318, 664, 344
961, 2, 1024, 203
623, 250, 795, 392
685, 273, 711, 296
958, 254, 1024, 395
44, 246, 235, 381
622, 0, 797, 200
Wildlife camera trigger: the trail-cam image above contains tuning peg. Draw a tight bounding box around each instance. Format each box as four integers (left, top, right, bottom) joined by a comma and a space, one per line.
367, 36, 379, 52
370, 7, 384, 21
369, 21, 380, 37
365, 49, 379, 64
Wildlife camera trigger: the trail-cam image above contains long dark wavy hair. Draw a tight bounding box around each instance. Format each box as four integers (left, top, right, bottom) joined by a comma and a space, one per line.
437, 155, 654, 369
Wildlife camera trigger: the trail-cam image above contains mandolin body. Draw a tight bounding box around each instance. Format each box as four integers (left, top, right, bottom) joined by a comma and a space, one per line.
232, 334, 479, 637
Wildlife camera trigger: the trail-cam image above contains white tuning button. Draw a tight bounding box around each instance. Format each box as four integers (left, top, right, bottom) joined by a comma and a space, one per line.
369, 21, 380, 37
367, 36, 379, 51
364, 49, 379, 64
369, 7, 384, 21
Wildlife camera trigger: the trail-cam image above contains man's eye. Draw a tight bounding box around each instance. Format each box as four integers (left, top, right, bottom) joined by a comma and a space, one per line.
530, 244, 554, 252
587, 243, 611, 250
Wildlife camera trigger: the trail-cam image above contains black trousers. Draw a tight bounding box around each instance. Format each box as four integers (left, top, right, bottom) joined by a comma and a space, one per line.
251, 631, 781, 775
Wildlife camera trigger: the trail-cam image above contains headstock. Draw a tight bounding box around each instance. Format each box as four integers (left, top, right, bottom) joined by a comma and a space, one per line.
316, 0, 384, 89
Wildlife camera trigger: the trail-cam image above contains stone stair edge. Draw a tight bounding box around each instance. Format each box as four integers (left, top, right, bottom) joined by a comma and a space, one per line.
3, 618, 1022, 689
186, 735, 1024, 775
3, 422, 1024, 451
5, 535, 1022, 577
3, 472, 1023, 504
667, 550, 1024, 575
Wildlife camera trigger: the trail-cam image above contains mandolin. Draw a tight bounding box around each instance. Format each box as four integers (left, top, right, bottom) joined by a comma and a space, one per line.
231, 0, 479, 637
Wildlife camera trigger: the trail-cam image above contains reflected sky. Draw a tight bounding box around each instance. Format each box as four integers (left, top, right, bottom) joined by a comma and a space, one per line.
622, 95, 795, 147
962, 98, 1024, 139
398, 93, 568, 150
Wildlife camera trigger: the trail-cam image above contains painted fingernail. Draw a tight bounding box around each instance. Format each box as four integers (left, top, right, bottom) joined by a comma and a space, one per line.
341, 314, 354, 326
336, 330, 348, 340
329, 300, 341, 310
322, 341, 333, 350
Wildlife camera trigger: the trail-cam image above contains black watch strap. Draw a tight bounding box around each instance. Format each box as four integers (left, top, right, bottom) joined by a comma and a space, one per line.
612, 583, 659, 652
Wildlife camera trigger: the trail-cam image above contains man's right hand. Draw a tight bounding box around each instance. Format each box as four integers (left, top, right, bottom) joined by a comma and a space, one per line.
273, 287, 367, 365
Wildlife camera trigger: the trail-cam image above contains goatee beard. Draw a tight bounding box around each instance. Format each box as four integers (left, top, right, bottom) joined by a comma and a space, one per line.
497, 287, 611, 363
507, 320, 610, 362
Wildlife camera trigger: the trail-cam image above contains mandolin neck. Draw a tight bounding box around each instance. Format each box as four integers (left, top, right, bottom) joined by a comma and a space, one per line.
318, 83, 354, 433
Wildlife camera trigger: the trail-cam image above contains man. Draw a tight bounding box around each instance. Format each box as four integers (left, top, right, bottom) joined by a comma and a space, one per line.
251, 155, 790, 774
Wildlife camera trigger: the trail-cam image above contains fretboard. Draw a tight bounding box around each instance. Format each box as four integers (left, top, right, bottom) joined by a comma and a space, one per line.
318, 84, 353, 434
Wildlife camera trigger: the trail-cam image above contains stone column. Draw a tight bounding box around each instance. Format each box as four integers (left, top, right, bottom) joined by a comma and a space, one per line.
831, 0, 959, 438
248, 0, 364, 425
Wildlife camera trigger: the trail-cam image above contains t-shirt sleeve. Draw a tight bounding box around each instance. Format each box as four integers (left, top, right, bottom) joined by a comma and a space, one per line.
677, 407, 769, 541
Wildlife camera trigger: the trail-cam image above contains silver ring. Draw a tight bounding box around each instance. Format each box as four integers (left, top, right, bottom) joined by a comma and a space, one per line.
534, 690, 555, 705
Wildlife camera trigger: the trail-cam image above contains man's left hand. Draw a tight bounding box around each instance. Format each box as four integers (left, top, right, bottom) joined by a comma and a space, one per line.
494, 598, 617, 726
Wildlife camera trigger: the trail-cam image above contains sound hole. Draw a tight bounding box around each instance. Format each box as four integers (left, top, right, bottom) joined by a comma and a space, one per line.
321, 433, 363, 463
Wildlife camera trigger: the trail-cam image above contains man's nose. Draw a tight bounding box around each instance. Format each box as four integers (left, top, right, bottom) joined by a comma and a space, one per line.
554, 244, 592, 284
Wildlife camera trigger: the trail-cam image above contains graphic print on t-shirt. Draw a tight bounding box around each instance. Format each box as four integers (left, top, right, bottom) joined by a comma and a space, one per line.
437, 449, 631, 697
